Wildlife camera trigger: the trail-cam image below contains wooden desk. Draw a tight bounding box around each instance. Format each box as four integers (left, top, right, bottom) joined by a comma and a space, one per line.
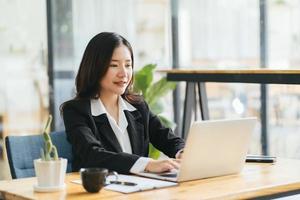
160, 69, 300, 148
1, 158, 300, 200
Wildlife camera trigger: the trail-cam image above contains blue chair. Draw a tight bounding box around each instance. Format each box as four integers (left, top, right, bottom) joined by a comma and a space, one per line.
5, 131, 73, 179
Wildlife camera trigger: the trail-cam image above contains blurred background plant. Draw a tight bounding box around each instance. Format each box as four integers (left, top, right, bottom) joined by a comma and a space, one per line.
133, 64, 177, 159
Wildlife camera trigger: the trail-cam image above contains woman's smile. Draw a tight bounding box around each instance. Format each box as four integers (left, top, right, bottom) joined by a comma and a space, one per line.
114, 81, 128, 87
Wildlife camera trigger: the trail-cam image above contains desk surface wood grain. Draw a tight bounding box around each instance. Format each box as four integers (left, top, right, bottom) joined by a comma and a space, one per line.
1, 158, 300, 200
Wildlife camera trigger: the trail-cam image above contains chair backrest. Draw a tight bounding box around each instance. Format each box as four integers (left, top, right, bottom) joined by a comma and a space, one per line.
5, 131, 73, 179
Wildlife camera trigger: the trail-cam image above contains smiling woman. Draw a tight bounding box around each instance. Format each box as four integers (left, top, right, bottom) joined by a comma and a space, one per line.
60, 32, 185, 175
99, 44, 133, 116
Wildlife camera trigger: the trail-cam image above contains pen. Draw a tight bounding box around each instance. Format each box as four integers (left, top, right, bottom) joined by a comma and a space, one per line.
109, 181, 137, 186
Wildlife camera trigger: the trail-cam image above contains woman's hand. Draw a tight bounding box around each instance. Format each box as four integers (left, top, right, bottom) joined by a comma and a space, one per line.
145, 159, 180, 173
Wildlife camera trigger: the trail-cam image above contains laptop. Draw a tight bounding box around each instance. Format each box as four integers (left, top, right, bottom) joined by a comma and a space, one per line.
134, 117, 257, 182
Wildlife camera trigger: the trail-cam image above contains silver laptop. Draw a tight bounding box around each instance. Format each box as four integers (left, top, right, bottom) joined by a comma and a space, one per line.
134, 117, 257, 182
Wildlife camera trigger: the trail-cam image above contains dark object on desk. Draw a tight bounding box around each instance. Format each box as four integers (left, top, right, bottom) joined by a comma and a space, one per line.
246, 155, 276, 163
80, 168, 120, 193
80, 168, 109, 193
109, 180, 137, 186
159, 172, 178, 178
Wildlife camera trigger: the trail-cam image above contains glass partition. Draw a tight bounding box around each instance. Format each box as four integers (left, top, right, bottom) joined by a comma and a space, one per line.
177, 0, 262, 154
49, 0, 172, 129
0, 0, 48, 179
267, 0, 300, 158
0, 1, 48, 138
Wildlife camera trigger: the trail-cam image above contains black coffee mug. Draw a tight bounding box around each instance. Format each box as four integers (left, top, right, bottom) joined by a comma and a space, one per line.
80, 168, 117, 193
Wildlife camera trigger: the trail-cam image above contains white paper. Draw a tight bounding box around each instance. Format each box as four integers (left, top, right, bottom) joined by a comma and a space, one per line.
71, 174, 177, 194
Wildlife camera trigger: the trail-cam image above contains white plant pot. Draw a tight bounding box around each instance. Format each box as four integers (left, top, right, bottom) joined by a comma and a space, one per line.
34, 158, 67, 192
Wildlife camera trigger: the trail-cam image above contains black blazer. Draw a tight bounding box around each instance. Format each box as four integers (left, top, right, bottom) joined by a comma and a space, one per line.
62, 98, 185, 174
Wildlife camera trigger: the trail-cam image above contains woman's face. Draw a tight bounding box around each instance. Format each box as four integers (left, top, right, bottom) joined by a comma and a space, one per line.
100, 44, 133, 97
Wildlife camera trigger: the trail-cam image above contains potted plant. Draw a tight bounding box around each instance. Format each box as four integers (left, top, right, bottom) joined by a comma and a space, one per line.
33, 115, 67, 192
134, 64, 177, 159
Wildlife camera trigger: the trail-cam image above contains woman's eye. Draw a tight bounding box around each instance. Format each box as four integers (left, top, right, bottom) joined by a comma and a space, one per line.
126, 64, 132, 68
110, 64, 118, 67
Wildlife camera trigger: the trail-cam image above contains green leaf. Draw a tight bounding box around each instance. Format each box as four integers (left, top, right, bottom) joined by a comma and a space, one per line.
148, 143, 160, 159
41, 114, 60, 160
52, 146, 59, 160
148, 100, 163, 115
146, 78, 176, 106
133, 64, 156, 96
40, 148, 45, 161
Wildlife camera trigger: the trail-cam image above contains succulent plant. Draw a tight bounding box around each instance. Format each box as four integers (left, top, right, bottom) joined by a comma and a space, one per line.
40, 115, 58, 161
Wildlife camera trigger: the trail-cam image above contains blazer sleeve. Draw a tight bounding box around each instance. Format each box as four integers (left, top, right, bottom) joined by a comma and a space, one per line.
62, 101, 140, 174
144, 103, 185, 158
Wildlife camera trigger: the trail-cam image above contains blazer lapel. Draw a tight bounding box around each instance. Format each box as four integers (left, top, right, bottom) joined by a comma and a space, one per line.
125, 110, 144, 156
93, 114, 123, 153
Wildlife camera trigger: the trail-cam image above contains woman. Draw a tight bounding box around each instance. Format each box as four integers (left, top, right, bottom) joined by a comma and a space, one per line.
61, 32, 185, 174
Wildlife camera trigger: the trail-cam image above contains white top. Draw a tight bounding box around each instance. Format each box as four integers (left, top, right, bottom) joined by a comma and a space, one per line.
90, 97, 151, 173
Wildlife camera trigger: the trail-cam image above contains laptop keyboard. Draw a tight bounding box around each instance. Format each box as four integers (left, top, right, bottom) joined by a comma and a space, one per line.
158, 171, 178, 178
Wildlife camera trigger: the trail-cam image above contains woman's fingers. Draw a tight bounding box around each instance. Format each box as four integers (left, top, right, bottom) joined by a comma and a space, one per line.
145, 159, 181, 173
167, 159, 180, 169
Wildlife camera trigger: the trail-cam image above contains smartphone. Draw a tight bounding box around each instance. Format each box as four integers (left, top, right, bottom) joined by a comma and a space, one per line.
246, 155, 276, 163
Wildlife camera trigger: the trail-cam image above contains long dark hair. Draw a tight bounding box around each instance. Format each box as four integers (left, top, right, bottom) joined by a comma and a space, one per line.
75, 32, 141, 103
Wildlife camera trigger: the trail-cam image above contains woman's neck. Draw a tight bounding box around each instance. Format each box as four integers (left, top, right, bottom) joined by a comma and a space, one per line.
99, 94, 119, 124
100, 94, 118, 108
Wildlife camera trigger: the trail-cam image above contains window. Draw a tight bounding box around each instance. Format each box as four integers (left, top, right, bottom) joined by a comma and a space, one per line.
49, 0, 172, 129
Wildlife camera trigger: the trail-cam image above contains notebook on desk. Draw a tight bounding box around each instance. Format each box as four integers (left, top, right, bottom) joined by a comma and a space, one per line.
71, 174, 177, 194
134, 117, 257, 182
